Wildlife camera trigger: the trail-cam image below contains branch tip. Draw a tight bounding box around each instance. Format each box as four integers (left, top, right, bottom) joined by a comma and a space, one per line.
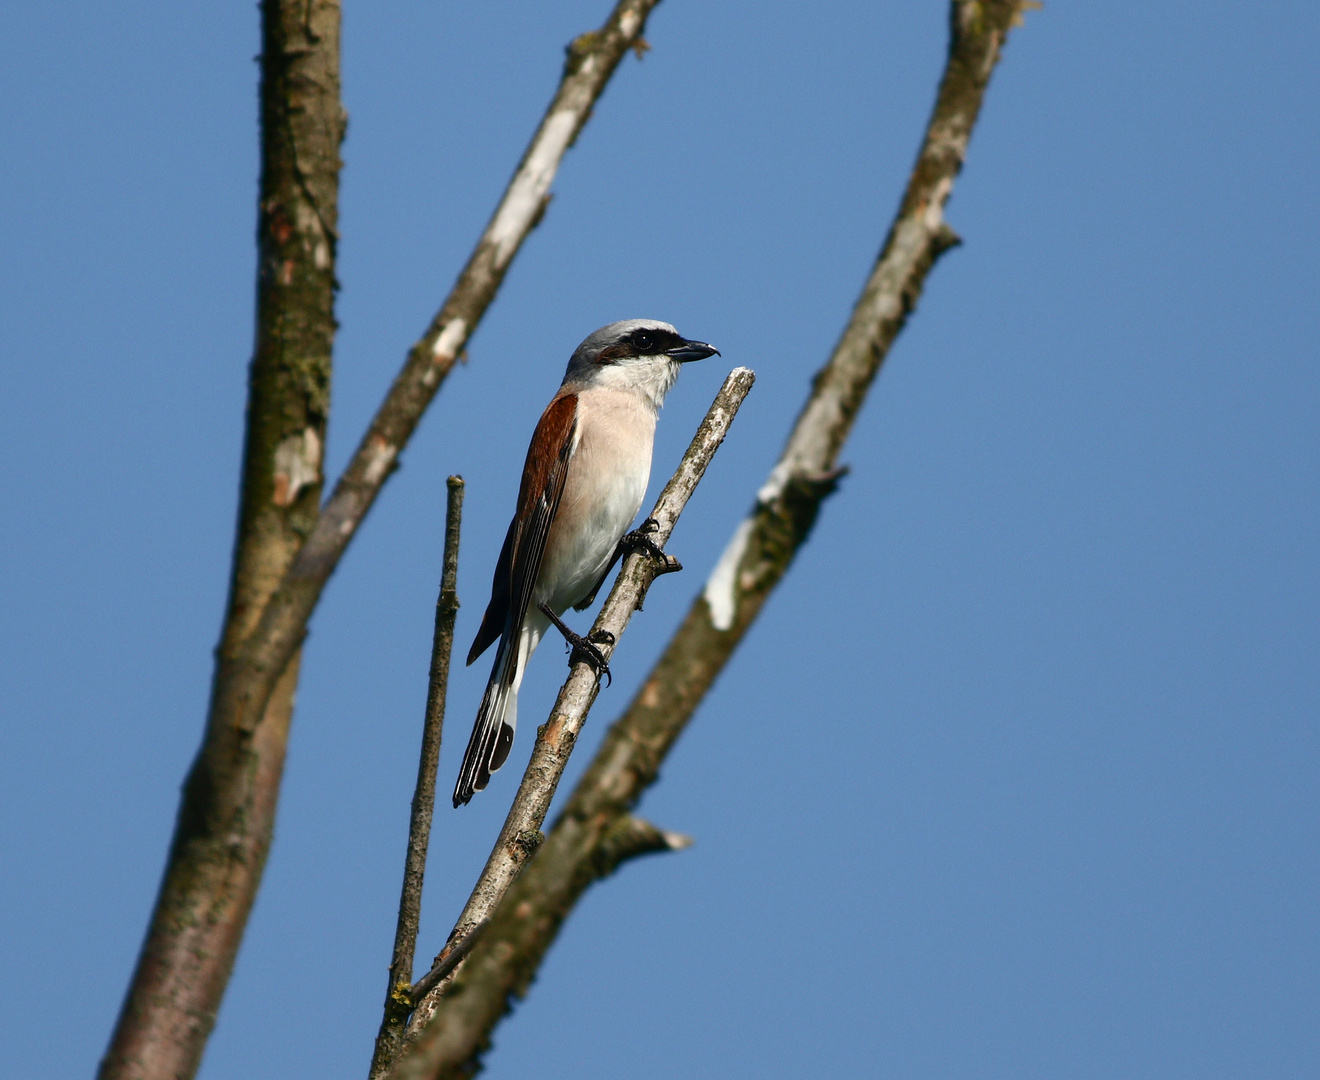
368, 473, 464, 1080
658, 828, 694, 851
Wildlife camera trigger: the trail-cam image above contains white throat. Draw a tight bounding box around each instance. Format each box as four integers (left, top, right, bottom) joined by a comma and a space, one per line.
574, 357, 681, 413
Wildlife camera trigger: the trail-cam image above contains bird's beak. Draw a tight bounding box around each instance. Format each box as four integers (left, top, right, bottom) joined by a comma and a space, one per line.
667, 338, 720, 363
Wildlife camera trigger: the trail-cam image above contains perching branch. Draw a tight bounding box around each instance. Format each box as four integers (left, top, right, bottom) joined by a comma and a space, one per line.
369, 477, 465, 1080
101, 3, 660, 1078
406, 3, 1028, 1074
393, 368, 756, 1075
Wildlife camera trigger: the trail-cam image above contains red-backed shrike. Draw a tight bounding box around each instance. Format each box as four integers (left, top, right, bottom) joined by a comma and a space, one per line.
453, 319, 718, 806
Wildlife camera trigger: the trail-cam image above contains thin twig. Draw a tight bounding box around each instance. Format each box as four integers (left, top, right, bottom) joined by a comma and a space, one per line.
393, 3, 1030, 1075
406, 918, 491, 1007
394, 368, 756, 1067
368, 476, 464, 1080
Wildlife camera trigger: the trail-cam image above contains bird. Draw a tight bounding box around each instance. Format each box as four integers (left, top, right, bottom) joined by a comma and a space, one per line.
453, 319, 719, 806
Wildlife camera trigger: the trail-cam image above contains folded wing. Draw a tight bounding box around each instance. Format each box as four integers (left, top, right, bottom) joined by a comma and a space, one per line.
454, 393, 578, 806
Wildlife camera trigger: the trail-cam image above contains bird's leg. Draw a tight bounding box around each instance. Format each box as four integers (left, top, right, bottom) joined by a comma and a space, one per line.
619, 517, 682, 575
538, 601, 615, 687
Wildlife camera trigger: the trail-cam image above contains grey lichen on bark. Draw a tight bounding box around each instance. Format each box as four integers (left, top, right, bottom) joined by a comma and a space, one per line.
397, 4, 1030, 1077
99, 4, 345, 1080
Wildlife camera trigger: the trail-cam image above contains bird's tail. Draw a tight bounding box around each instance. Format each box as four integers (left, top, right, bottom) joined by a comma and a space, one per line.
453, 633, 521, 807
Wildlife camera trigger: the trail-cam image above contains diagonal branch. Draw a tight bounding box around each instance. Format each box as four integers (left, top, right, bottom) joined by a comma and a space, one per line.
369, 476, 465, 1080
101, 4, 660, 1079
408, 3, 1029, 1075
393, 367, 757, 1076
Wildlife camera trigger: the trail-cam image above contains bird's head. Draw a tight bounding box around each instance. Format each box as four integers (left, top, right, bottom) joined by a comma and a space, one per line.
563, 319, 719, 408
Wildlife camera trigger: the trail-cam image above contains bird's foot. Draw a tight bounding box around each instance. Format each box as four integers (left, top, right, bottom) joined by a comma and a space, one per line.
538, 602, 614, 686
620, 518, 682, 576
571, 629, 616, 687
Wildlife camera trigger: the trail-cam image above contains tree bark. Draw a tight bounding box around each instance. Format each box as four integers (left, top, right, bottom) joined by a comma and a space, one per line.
99, 4, 344, 1079
401, 3, 1028, 1076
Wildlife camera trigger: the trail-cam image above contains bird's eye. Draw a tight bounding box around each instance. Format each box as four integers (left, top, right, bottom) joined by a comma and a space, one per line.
632, 330, 655, 353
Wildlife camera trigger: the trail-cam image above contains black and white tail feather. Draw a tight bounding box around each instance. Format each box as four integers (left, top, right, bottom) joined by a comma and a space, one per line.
453, 629, 519, 805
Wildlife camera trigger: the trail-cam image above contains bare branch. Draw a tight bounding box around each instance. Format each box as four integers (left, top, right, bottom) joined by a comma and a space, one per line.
98, 4, 344, 1078
369, 476, 465, 1080
406, 3, 1028, 1074
596, 815, 695, 873
393, 367, 756, 1074
100, 4, 658, 1078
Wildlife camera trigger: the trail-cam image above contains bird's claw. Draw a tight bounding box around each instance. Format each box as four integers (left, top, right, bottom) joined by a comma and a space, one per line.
539, 601, 613, 686
621, 518, 682, 575
570, 631, 614, 687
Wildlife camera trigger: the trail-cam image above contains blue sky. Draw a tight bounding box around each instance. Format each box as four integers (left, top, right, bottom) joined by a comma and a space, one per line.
2, 2, 1317, 1077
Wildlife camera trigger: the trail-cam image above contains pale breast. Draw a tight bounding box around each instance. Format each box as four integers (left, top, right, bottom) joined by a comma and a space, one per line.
537, 389, 657, 612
